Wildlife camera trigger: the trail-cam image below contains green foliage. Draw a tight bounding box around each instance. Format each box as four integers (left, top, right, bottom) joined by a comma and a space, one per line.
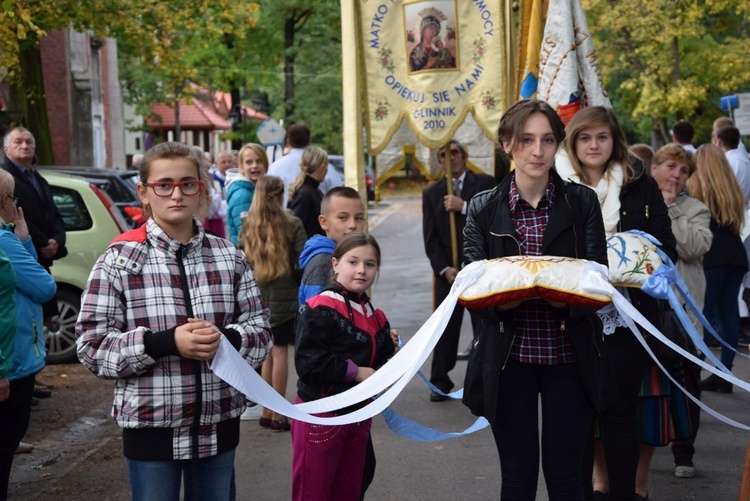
114, 1, 260, 118
582, 0, 750, 144
242, 0, 344, 152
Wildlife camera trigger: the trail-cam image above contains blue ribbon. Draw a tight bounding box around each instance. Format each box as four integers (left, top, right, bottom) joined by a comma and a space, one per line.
631, 230, 748, 369
380, 373, 489, 441
381, 408, 489, 442
642, 265, 732, 373
637, 230, 750, 361
626, 229, 663, 247
415, 370, 463, 399
380, 338, 487, 441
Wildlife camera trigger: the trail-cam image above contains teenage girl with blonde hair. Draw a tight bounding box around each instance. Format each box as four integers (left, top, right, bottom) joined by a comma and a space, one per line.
557, 106, 677, 501
688, 144, 748, 393
288, 146, 328, 238
242, 175, 307, 431
226, 143, 268, 244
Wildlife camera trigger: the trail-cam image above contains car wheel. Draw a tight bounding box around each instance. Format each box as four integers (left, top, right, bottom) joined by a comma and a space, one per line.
44, 288, 82, 364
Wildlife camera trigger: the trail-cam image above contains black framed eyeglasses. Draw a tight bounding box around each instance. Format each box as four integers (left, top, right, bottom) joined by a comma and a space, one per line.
3, 194, 18, 206
142, 181, 204, 197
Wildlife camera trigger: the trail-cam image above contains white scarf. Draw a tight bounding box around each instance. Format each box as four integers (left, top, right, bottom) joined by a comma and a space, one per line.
554, 149, 623, 235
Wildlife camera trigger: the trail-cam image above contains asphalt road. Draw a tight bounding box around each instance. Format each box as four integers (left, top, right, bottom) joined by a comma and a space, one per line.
9, 195, 750, 500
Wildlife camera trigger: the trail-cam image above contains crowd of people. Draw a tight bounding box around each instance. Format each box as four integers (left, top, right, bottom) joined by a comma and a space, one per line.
0, 127, 65, 500
2, 102, 749, 500
424, 105, 750, 501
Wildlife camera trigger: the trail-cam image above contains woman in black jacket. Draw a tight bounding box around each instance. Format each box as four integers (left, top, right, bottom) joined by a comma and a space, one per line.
462, 99, 608, 500
288, 147, 328, 238
557, 106, 677, 501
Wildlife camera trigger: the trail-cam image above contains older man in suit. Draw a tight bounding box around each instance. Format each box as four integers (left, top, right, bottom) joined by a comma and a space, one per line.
2, 127, 66, 321
422, 140, 496, 401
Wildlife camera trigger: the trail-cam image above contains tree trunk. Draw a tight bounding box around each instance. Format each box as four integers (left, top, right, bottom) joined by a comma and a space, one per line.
224, 33, 243, 150
671, 36, 682, 120
231, 88, 242, 150
174, 100, 181, 142
284, 15, 296, 120
10, 38, 54, 165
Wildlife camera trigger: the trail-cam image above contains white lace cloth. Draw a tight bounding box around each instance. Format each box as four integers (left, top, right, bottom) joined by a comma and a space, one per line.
597, 287, 631, 334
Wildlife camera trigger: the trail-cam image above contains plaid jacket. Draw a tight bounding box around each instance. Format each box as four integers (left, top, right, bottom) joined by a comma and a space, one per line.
76, 218, 271, 460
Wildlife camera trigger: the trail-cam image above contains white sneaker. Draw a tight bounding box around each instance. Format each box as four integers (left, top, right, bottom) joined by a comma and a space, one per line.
674, 464, 696, 478
240, 403, 263, 421
15, 442, 34, 454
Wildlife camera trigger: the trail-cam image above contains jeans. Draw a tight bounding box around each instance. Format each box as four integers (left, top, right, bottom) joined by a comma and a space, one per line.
492, 359, 594, 501
703, 265, 744, 368
126, 449, 235, 501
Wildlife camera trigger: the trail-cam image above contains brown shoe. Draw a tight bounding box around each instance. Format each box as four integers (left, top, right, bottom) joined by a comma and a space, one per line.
271, 418, 290, 432
259, 417, 272, 428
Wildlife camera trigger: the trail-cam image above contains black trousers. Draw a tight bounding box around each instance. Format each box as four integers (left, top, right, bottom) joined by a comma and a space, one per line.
429, 275, 478, 392
586, 330, 651, 500
671, 350, 701, 466
0, 374, 36, 500
492, 359, 594, 501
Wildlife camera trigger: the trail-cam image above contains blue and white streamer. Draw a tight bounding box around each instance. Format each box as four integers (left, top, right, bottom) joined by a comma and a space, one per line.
209, 261, 485, 427
629, 229, 748, 361
581, 262, 750, 430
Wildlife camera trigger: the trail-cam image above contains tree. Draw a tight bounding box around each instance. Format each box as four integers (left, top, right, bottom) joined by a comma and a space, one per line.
582, 0, 750, 145
0, 0, 98, 163
0, 1, 259, 158
239, 0, 344, 152
114, 1, 259, 138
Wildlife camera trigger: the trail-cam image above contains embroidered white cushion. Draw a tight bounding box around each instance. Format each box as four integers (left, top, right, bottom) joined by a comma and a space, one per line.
606, 232, 662, 287
458, 256, 612, 309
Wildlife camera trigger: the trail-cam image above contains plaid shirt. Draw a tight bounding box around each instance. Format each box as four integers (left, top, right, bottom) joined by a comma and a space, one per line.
76, 218, 271, 459
508, 175, 575, 365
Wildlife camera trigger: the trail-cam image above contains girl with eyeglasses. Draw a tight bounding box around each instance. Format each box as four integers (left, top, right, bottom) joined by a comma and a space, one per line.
76, 141, 272, 501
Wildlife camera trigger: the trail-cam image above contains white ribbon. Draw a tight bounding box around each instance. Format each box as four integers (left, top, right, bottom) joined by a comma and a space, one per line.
209, 261, 484, 425
582, 262, 750, 430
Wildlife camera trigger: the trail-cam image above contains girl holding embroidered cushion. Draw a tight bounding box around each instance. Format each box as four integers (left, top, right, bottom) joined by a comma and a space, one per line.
462, 99, 608, 500
557, 106, 678, 501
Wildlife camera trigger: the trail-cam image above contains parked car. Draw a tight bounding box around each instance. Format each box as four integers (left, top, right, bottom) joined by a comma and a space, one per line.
40, 166, 145, 228
327, 155, 375, 201
40, 171, 128, 363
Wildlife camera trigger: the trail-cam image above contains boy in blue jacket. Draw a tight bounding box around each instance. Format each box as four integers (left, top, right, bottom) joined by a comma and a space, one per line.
298, 187, 365, 305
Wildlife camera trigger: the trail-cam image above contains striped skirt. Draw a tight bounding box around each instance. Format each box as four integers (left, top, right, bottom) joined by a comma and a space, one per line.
637, 361, 693, 446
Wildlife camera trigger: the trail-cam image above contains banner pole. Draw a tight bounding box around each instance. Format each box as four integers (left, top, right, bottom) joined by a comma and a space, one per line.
504, 0, 517, 108
445, 149, 459, 269
341, 1, 367, 208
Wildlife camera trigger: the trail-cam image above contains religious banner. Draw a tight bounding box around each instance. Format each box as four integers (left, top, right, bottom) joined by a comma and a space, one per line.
359, 0, 507, 154
536, 0, 611, 121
